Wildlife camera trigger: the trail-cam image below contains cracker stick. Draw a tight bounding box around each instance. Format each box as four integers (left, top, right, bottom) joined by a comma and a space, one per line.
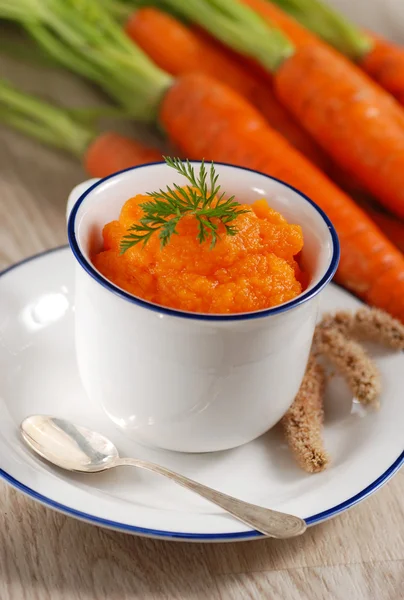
316, 328, 381, 408
282, 356, 330, 473
319, 307, 404, 350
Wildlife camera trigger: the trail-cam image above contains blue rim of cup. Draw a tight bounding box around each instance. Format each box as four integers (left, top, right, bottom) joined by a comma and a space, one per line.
68, 161, 340, 321
0, 246, 402, 540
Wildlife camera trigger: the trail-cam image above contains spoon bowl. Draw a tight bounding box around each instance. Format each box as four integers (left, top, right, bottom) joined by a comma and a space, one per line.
20, 415, 307, 539
21, 415, 119, 473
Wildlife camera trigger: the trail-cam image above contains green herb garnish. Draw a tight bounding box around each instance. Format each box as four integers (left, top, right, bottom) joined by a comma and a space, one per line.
120, 157, 249, 253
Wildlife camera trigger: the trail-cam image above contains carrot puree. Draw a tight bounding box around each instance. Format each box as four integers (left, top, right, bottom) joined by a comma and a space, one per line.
92, 194, 304, 314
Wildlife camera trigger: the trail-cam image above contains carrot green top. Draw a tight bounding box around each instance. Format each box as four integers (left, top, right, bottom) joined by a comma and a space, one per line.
146, 0, 294, 71
0, 79, 95, 157
268, 0, 372, 59
0, 0, 369, 107
0, 0, 172, 121
117, 0, 370, 66
0, 0, 294, 78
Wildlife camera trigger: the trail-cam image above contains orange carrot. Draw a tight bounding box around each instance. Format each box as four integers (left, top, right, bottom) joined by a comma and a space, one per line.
238, 0, 404, 219
161, 72, 404, 321
267, 0, 404, 107
360, 35, 404, 107
125, 7, 330, 173
189, 20, 366, 198
84, 132, 162, 178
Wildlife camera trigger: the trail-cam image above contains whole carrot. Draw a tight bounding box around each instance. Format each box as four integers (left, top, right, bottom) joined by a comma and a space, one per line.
241, 0, 404, 219
125, 7, 329, 173
5, 0, 404, 322
0, 79, 162, 178
268, 0, 404, 106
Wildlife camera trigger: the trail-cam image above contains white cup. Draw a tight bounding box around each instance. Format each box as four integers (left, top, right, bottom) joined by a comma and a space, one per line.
67, 162, 339, 453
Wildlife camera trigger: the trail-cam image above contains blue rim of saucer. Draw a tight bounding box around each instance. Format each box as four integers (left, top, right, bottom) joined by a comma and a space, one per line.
0, 246, 403, 540
67, 161, 340, 322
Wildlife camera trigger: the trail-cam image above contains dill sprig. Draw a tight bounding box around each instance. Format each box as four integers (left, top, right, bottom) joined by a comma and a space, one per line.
120, 157, 249, 253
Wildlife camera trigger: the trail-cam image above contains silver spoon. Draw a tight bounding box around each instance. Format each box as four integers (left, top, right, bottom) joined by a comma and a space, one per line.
20, 415, 306, 539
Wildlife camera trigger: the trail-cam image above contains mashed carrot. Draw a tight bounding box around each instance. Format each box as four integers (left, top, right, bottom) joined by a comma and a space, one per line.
92, 194, 304, 314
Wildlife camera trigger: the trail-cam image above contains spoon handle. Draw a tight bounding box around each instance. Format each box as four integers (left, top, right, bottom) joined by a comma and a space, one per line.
114, 457, 306, 538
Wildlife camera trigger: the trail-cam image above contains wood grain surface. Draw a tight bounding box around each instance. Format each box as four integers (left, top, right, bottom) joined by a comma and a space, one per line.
0, 52, 403, 600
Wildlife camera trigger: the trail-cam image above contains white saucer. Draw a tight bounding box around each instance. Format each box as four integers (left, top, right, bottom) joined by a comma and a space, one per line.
0, 247, 403, 541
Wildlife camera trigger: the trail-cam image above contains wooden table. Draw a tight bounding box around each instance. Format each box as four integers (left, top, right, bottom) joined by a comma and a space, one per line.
1, 55, 403, 600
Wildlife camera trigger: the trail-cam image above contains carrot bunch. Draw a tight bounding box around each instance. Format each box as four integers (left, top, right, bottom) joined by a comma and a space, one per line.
149, 0, 404, 221
2, 0, 404, 322
126, 4, 404, 259
125, 7, 331, 174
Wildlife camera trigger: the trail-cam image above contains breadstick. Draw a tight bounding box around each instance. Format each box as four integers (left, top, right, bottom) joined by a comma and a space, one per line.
316, 328, 381, 408
282, 356, 330, 473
